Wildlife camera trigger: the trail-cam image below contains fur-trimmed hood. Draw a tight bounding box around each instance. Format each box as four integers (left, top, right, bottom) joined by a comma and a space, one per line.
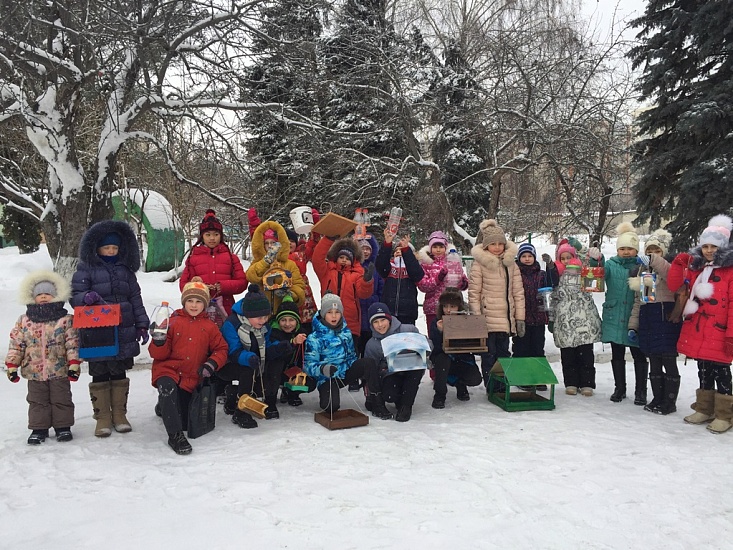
470, 240, 519, 270
79, 220, 140, 271
19, 270, 71, 305
251, 220, 290, 263
689, 244, 733, 270
326, 237, 363, 264
416, 245, 437, 265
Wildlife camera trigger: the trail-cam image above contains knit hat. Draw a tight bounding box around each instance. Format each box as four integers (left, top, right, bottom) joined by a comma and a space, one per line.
358, 239, 372, 252
32, 280, 57, 298
428, 230, 449, 249
479, 219, 507, 247
368, 302, 392, 324
645, 229, 672, 256
275, 295, 301, 330
264, 228, 277, 241
616, 222, 639, 251
181, 276, 210, 305
320, 292, 343, 315
98, 232, 121, 248
437, 288, 465, 319
337, 248, 354, 262
517, 243, 537, 260
20, 270, 70, 305
699, 215, 733, 248
240, 284, 271, 318
199, 209, 223, 236
285, 229, 299, 244
556, 243, 577, 260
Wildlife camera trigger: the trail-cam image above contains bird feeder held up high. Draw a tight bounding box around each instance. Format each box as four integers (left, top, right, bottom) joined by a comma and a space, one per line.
581, 265, 605, 293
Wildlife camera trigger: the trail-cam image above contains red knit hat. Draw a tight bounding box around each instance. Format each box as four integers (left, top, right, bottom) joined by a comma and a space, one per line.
199, 209, 223, 237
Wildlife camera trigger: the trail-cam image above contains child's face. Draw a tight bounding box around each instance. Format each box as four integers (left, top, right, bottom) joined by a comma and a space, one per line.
97, 244, 119, 257
442, 304, 459, 315
519, 252, 534, 265
323, 310, 342, 327
702, 244, 718, 262
264, 239, 279, 252
487, 242, 505, 256
278, 316, 298, 333
247, 315, 270, 329
617, 246, 637, 258
361, 245, 372, 261
202, 231, 221, 248
645, 245, 662, 256
431, 243, 446, 257
184, 297, 206, 317
34, 293, 54, 305
560, 252, 574, 265
371, 317, 390, 335
337, 255, 352, 267
289, 241, 297, 253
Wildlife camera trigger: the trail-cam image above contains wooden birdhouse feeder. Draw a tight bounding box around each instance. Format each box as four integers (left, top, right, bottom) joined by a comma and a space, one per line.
487, 357, 559, 412
442, 314, 488, 354
237, 394, 268, 419
581, 265, 605, 293
285, 371, 309, 392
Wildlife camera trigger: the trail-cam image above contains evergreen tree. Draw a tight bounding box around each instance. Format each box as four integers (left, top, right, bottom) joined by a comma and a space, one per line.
1, 207, 41, 254
629, 0, 733, 248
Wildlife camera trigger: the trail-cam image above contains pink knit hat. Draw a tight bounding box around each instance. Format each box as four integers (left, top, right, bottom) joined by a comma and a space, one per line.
428, 230, 449, 249
263, 228, 277, 241
556, 243, 577, 261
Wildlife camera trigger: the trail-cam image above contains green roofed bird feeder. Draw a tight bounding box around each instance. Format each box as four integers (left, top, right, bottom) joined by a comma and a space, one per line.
487, 357, 559, 411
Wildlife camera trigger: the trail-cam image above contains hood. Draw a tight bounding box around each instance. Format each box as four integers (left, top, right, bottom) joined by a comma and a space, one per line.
689, 244, 733, 270
358, 233, 380, 267
326, 237, 363, 264
251, 220, 290, 263
79, 220, 140, 270
416, 245, 441, 266
369, 317, 403, 340
470, 240, 519, 270
19, 270, 71, 305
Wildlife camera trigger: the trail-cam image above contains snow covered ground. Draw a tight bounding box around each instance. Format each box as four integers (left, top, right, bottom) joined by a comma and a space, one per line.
0, 242, 731, 550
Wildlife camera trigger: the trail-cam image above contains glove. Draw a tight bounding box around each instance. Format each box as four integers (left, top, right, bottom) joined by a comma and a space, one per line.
515, 320, 526, 338
587, 247, 601, 260
68, 364, 80, 382
628, 329, 638, 344
6, 364, 19, 383
363, 263, 375, 282
459, 276, 469, 291
136, 328, 150, 345
197, 360, 217, 378
264, 241, 281, 264
274, 288, 290, 298
247, 355, 261, 371
541, 253, 553, 266
151, 330, 167, 346
437, 267, 448, 282
321, 364, 337, 378
83, 291, 102, 305
636, 254, 650, 267
725, 337, 733, 357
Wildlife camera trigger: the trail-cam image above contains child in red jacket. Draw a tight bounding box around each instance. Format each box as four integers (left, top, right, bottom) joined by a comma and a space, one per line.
151, 277, 229, 454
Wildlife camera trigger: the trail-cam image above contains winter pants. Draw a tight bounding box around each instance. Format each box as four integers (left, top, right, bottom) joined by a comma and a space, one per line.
216, 361, 264, 398
697, 360, 732, 395
396, 315, 417, 326
480, 332, 511, 384
381, 370, 425, 407
425, 314, 437, 334
357, 330, 371, 358
648, 354, 679, 378
432, 353, 483, 399
27, 378, 75, 430
156, 376, 192, 435
88, 358, 134, 380
512, 325, 546, 357
610, 342, 648, 389
560, 344, 595, 389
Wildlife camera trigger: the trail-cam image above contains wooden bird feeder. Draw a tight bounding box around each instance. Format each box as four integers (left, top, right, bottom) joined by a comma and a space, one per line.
237, 394, 268, 419
311, 212, 358, 238
285, 371, 309, 392
314, 409, 369, 430
442, 314, 488, 354
487, 357, 559, 412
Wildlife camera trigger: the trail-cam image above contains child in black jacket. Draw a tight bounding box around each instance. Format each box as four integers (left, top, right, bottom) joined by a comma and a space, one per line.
375, 229, 424, 325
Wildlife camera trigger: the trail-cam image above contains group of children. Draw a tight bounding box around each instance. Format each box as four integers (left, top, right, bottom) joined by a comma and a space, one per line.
6, 209, 733, 454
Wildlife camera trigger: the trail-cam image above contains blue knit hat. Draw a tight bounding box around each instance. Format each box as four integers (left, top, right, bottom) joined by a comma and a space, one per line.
240, 284, 271, 318
368, 302, 392, 324
98, 232, 121, 248
517, 243, 536, 260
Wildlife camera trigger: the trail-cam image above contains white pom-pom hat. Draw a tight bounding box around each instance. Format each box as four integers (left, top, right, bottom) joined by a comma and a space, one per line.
699, 215, 732, 248
616, 222, 639, 251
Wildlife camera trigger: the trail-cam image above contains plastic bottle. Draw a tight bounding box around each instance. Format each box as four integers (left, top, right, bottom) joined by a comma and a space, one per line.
150, 301, 174, 337
387, 207, 402, 235
354, 208, 366, 239
444, 249, 463, 287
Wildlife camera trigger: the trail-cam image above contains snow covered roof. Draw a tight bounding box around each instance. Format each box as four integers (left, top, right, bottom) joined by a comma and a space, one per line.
112, 188, 179, 230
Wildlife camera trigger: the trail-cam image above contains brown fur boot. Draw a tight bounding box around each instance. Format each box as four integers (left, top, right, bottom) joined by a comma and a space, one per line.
110, 378, 132, 433
684, 389, 716, 425
89, 382, 112, 437
707, 393, 733, 434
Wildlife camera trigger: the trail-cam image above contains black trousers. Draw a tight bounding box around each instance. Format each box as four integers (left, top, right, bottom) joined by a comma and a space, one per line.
156, 376, 192, 435
480, 332, 511, 384
432, 353, 482, 399
512, 325, 546, 357
381, 370, 425, 407
560, 344, 595, 389
698, 360, 733, 394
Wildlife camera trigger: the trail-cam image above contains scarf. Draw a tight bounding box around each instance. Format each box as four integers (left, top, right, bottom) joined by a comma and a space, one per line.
237, 315, 267, 369
684, 263, 719, 316
26, 302, 69, 323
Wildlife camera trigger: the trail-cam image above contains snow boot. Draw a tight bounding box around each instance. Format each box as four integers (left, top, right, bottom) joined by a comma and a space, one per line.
366, 393, 394, 420
565, 386, 578, 395
89, 381, 113, 437
609, 360, 626, 402
432, 394, 446, 409
395, 405, 412, 422
232, 410, 258, 429
580, 387, 594, 397
223, 385, 238, 415
656, 375, 680, 415
168, 431, 192, 455
348, 380, 361, 392
644, 374, 664, 412
684, 389, 716, 424
318, 379, 340, 413
110, 378, 132, 433
287, 391, 303, 407
456, 383, 470, 401
707, 393, 733, 434
633, 359, 648, 406
279, 387, 290, 404
27, 429, 49, 445
264, 396, 279, 420
55, 427, 73, 442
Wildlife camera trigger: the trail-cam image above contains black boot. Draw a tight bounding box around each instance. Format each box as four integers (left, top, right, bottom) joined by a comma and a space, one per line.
657, 375, 680, 415
318, 380, 340, 412
279, 387, 290, 404
223, 385, 238, 415
55, 427, 73, 442
432, 393, 446, 409
264, 396, 279, 420
633, 357, 649, 406
287, 391, 303, 407
644, 374, 665, 412
367, 393, 394, 420
348, 380, 361, 392
232, 410, 258, 429
168, 431, 192, 455
395, 405, 412, 422
456, 383, 470, 401
610, 360, 627, 402
27, 429, 49, 445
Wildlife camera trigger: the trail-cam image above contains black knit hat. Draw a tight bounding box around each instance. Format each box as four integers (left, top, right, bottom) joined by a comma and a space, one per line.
285, 229, 299, 244
275, 295, 301, 330
240, 284, 271, 318
199, 209, 223, 237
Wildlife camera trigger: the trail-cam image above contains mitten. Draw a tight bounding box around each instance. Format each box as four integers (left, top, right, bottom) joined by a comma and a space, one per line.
636, 254, 650, 267
264, 241, 281, 264
437, 267, 448, 282
197, 360, 217, 378
725, 337, 733, 357
83, 291, 102, 305
274, 288, 290, 298
321, 364, 337, 378
541, 253, 553, 265
363, 263, 375, 282
247, 355, 261, 371
68, 364, 80, 382
587, 247, 601, 260
515, 320, 526, 338
136, 328, 150, 345
6, 364, 19, 383
628, 329, 638, 344
459, 276, 469, 291
151, 330, 167, 347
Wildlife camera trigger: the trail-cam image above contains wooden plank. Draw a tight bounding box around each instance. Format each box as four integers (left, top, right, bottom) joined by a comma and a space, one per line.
314, 409, 369, 430
311, 212, 358, 238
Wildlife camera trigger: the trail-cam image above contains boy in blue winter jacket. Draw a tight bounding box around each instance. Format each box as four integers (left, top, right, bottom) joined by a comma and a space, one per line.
304, 292, 391, 418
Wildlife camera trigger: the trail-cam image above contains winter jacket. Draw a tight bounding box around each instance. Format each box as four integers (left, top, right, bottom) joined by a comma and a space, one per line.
375, 242, 424, 322
289, 243, 317, 324
600, 255, 639, 346
180, 242, 247, 315
668, 246, 733, 364
304, 314, 358, 387
517, 260, 558, 326
468, 241, 525, 334
149, 308, 228, 393
551, 274, 602, 349
359, 233, 384, 332
312, 237, 373, 335
70, 220, 149, 361
268, 325, 306, 368
221, 298, 279, 369
247, 221, 306, 314
364, 317, 426, 378
628, 254, 680, 356
416, 246, 468, 317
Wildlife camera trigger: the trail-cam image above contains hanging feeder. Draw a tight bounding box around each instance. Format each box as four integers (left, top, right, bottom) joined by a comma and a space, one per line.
581, 265, 605, 293
639, 271, 657, 303
284, 371, 309, 392
563, 264, 582, 290
237, 394, 268, 419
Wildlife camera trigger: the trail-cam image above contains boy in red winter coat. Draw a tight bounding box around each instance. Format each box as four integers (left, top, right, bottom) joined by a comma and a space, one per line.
151, 277, 229, 454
